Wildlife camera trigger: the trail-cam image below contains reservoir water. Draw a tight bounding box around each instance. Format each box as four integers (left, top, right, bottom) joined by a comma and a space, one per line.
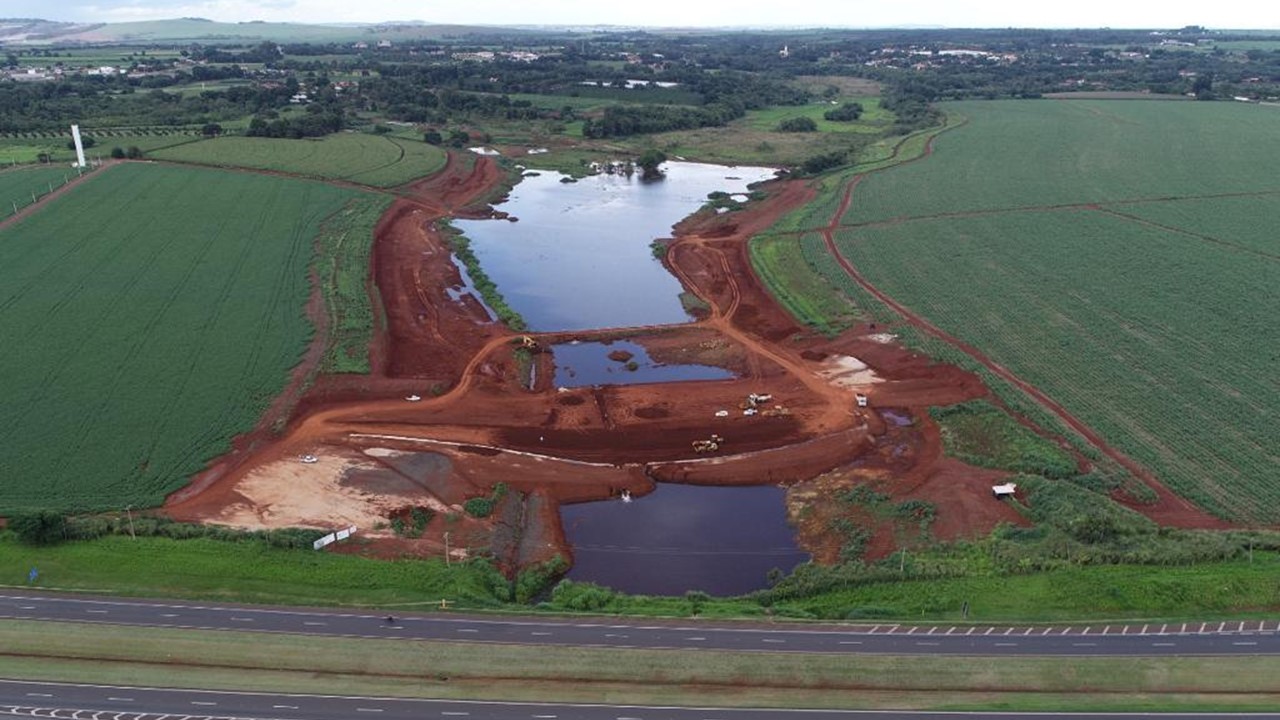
560, 483, 810, 596
453, 162, 776, 332
552, 340, 734, 388
458, 159, 802, 595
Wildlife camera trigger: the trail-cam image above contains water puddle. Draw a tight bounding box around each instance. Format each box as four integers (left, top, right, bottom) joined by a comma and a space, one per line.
561, 483, 809, 596
553, 340, 733, 388
880, 409, 914, 427
445, 254, 498, 322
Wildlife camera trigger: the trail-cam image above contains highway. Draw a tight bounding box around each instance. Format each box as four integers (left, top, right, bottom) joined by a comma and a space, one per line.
1, 591, 1278, 657
1, 680, 1280, 720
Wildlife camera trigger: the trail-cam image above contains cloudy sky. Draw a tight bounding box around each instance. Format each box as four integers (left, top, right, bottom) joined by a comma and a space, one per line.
7, 0, 1278, 29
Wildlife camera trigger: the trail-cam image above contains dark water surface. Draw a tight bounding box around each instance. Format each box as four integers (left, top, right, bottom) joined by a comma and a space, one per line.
551, 340, 734, 388
560, 483, 810, 596
453, 162, 776, 332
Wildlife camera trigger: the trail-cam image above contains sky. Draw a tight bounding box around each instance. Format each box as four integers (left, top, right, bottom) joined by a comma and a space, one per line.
5, 0, 1278, 30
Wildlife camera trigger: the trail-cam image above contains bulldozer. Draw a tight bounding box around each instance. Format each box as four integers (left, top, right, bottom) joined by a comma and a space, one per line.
692, 439, 720, 453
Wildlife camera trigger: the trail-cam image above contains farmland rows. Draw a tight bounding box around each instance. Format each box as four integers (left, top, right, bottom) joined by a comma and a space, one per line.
833, 209, 1280, 522
766, 115, 959, 235
150, 133, 448, 188
841, 100, 1280, 225
753, 99, 1280, 523
0, 164, 364, 511
0, 165, 96, 218
1104, 195, 1280, 258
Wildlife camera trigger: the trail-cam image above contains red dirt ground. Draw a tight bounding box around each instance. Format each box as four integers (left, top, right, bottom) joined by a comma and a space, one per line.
165, 145, 1232, 575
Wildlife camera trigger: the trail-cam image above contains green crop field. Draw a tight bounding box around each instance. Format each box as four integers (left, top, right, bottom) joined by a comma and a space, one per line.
0, 131, 203, 166
744, 98, 891, 134
151, 133, 448, 187
840, 100, 1280, 225
0, 165, 90, 217
0, 163, 367, 512
793, 99, 1280, 522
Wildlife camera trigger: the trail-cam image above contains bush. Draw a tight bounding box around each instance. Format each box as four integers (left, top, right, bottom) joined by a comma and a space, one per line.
824, 102, 864, 121
110, 147, 125, 159
8, 510, 67, 546
551, 580, 618, 611
777, 116, 818, 133
800, 150, 847, 175
464, 497, 494, 518
515, 555, 568, 603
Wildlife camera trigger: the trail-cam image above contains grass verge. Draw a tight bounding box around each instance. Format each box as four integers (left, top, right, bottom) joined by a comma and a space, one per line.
316, 194, 394, 373
6, 533, 1280, 623
1, 621, 1277, 711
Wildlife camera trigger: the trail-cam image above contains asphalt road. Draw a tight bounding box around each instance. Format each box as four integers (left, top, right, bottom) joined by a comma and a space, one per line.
1, 680, 1279, 720
1, 590, 1278, 657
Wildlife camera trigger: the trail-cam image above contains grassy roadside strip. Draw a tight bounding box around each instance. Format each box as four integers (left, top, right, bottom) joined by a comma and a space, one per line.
5, 535, 1280, 622
316, 194, 394, 373
0, 620, 1277, 711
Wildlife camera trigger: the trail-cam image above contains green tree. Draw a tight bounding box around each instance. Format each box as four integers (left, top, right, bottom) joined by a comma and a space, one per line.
423, 130, 443, 145
200, 123, 223, 137
824, 102, 864, 121
636, 148, 667, 179
109, 146, 126, 159
8, 510, 67, 546
777, 116, 817, 132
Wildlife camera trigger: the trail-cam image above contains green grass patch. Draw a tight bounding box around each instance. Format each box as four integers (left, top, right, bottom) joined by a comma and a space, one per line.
771, 552, 1280, 622
562, 84, 703, 105
5, 525, 1280, 622
749, 232, 860, 335
2, 620, 1279, 711
316, 194, 395, 373
6, 534, 510, 607
151, 132, 447, 187
744, 98, 891, 134
0, 163, 365, 512
518, 149, 604, 177
932, 401, 1076, 478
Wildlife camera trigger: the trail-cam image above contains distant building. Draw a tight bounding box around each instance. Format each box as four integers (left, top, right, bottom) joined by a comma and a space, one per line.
352, 41, 368, 50
377, 39, 392, 48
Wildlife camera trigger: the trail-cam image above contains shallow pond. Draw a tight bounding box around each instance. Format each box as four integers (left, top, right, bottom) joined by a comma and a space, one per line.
453, 162, 776, 332
552, 340, 733, 388
560, 483, 809, 596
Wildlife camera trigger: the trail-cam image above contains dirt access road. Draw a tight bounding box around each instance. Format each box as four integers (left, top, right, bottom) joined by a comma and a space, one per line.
166, 147, 1217, 574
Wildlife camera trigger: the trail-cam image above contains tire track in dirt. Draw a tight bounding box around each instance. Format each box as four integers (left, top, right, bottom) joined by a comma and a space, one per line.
819, 151, 1229, 527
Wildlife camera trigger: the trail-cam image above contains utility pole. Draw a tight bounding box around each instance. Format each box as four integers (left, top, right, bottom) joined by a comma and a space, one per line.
443, 531, 451, 566
125, 506, 136, 539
